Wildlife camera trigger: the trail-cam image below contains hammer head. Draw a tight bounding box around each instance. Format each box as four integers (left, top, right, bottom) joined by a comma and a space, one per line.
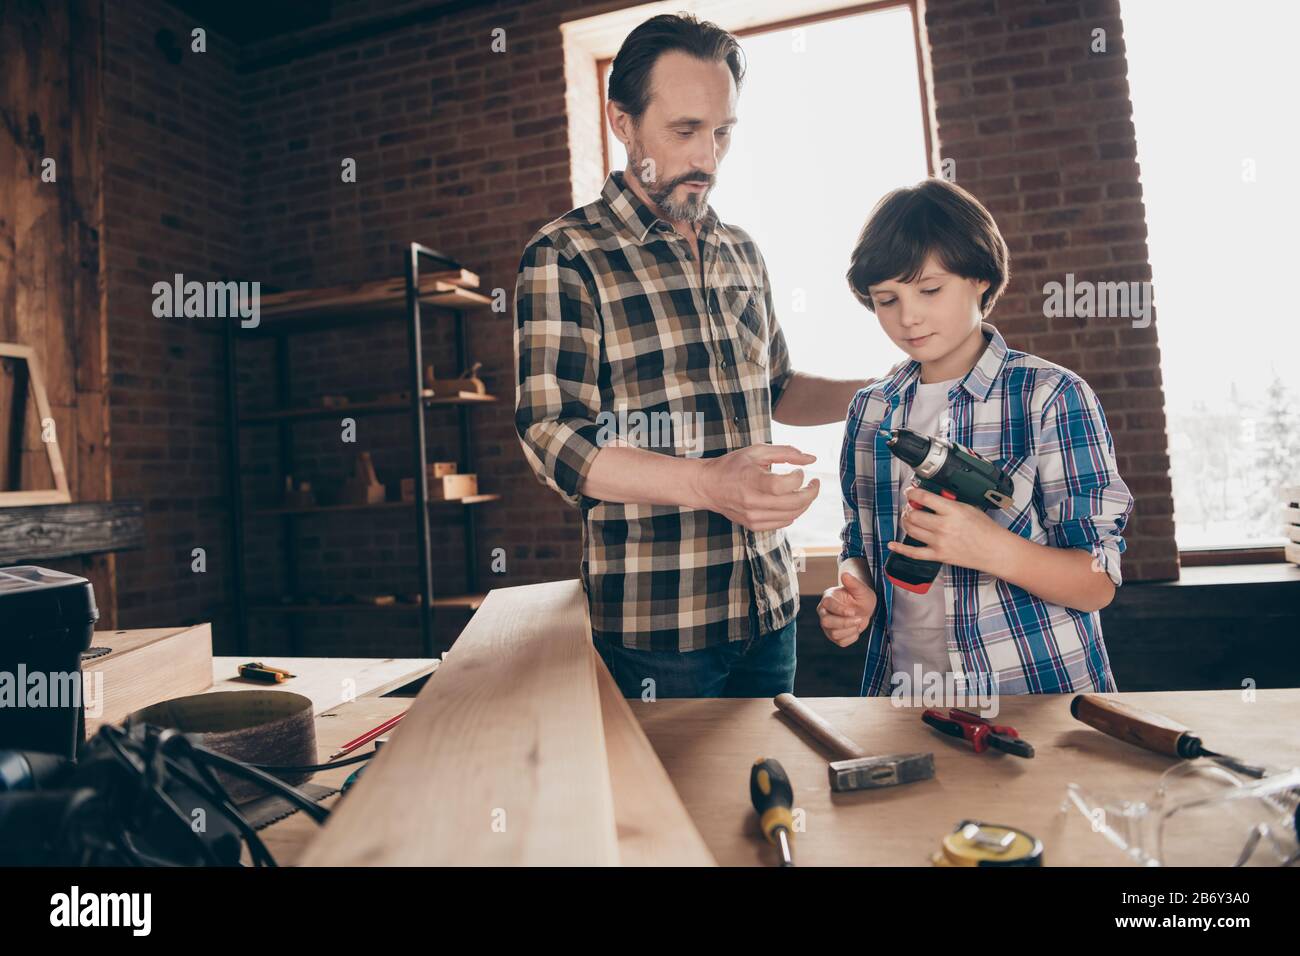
829, 752, 935, 792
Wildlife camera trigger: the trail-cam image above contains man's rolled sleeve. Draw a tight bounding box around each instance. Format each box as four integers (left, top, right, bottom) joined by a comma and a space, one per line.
513, 236, 604, 508
838, 390, 869, 565
756, 253, 794, 410
1035, 377, 1135, 586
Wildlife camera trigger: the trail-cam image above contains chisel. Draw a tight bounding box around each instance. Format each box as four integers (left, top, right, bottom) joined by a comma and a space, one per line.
1070, 694, 1268, 778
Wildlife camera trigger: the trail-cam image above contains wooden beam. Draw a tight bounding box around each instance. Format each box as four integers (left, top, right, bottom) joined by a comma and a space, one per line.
0, 500, 143, 563
300, 579, 620, 866
595, 648, 716, 866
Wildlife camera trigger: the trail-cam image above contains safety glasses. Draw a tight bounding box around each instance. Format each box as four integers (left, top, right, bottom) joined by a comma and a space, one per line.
1061, 762, 1300, 867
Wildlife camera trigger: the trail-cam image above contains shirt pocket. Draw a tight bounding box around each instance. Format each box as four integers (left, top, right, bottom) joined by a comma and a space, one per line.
718, 285, 768, 370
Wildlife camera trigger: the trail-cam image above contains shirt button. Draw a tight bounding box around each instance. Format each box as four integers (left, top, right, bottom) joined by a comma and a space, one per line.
733, 415, 740, 425
719, 359, 727, 369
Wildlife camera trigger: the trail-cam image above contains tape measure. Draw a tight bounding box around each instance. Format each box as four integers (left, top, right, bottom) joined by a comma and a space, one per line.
931, 819, 1043, 867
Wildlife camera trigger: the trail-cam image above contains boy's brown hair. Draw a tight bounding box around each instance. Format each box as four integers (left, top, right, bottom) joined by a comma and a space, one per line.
846, 178, 1010, 316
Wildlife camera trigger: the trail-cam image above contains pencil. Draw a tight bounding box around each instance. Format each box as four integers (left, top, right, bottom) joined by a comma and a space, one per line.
329, 711, 406, 760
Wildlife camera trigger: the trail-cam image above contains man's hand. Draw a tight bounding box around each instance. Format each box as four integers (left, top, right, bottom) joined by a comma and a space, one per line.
889, 486, 1012, 573
817, 571, 877, 647
692, 444, 820, 531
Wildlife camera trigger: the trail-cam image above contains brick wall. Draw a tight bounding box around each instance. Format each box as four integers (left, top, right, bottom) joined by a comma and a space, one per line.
923, 0, 1178, 581
101, 0, 1179, 655
103, 0, 245, 635
234, 0, 587, 654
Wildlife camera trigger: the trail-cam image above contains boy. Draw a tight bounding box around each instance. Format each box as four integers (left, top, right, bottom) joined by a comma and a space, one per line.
820, 178, 1134, 697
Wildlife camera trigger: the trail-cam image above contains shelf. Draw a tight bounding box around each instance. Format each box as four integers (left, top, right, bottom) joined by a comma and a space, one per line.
236, 272, 493, 337
252, 494, 500, 516
225, 245, 487, 657
250, 593, 488, 613
0, 501, 145, 564
239, 391, 496, 424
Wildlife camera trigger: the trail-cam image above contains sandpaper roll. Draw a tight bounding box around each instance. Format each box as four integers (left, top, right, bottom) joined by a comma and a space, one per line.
126, 691, 317, 803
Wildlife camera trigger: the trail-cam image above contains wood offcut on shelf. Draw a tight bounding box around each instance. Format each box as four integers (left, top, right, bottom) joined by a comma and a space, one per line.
247, 270, 492, 336
251, 593, 487, 613
239, 391, 497, 424
252, 493, 499, 516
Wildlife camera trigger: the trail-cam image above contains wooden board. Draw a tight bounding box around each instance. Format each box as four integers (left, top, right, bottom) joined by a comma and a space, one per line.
85, 625, 213, 736
209, 656, 438, 714
1, 0, 113, 617
0, 500, 144, 562
300, 579, 620, 866
594, 648, 715, 866
632, 689, 1300, 866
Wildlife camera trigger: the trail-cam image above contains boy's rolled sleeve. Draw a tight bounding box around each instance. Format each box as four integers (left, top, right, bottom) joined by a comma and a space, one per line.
1035, 377, 1135, 586
838, 390, 869, 565
513, 236, 605, 508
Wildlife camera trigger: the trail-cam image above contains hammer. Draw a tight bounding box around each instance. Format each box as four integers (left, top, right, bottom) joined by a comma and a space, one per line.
774, 693, 935, 792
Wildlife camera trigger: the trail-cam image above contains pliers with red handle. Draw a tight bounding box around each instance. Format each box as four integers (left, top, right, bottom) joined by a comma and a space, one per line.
921, 708, 1035, 758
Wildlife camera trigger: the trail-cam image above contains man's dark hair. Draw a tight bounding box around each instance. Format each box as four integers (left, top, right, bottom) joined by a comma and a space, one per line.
846, 178, 1010, 316
607, 13, 745, 121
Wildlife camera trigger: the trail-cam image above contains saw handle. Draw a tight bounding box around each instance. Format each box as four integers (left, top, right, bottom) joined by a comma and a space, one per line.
1070, 693, 1202, 759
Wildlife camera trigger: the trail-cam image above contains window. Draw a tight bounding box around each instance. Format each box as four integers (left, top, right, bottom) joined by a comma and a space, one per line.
1122, 0, 1298, 551
600, 3, 931, 550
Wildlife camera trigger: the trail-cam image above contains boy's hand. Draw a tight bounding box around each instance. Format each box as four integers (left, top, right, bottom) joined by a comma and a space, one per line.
817, 571, 877, 647
889, 486, 1011, 574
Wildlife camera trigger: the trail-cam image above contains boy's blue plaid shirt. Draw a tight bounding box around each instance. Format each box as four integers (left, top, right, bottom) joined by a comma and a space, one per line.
839, 322, 1135, 696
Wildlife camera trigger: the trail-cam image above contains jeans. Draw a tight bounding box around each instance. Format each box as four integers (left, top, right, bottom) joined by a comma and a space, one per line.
593, 607, 797, 699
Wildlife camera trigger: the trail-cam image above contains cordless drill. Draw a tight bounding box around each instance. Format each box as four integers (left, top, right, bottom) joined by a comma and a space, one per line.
882, 427, 1015, 595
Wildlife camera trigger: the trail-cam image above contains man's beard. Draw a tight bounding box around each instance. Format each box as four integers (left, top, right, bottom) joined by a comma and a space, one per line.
627, 140, 713, 223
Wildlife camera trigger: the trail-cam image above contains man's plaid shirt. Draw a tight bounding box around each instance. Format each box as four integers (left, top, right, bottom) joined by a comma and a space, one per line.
514, 170, 799, 651
840, 323, 1135, 695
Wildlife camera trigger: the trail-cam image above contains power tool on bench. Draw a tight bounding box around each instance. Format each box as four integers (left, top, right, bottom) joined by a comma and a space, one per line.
881, 427, 1015, 595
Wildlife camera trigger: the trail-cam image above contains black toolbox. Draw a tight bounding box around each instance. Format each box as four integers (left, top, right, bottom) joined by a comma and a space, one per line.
0, 566, 99, 759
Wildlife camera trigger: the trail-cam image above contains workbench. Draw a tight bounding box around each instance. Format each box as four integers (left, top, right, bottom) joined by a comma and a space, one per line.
632, 690, 1300, 866
254, 671, 1298, 866
114, 581, 1299, 866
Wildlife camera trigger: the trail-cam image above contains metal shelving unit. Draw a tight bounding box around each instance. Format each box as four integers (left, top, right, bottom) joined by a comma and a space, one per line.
223, 243, 494, 656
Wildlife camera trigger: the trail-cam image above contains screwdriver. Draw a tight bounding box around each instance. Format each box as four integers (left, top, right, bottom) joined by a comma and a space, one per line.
749, 757, 796, 866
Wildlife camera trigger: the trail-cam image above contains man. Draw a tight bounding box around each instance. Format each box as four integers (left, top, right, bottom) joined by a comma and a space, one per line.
514, 14, 871, 698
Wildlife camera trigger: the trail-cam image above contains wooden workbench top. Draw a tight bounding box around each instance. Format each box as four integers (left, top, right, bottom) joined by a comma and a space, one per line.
631, 689, 1300, 866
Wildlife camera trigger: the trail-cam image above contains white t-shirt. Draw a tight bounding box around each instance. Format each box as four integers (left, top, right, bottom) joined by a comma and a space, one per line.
889, 375, 961, 686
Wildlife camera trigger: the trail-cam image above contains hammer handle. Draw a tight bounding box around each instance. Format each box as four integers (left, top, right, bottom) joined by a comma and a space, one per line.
774, 693, 866, 761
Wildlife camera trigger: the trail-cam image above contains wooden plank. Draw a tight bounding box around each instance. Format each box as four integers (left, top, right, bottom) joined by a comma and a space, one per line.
0, 500, 144, 562
632, 689, 1300, 866
594, 648, 715, 866
1, 0, 108, 626
300, 579, 619, 866
85, 625, 213, 736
